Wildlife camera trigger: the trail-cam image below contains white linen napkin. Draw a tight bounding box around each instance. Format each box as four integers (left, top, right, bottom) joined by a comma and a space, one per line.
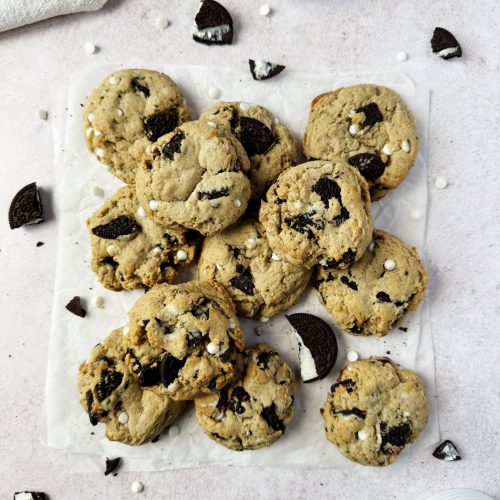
0, 0, 107, 33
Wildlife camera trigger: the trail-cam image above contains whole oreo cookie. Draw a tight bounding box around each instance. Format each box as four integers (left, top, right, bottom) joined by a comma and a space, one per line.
8, 182, 44, 229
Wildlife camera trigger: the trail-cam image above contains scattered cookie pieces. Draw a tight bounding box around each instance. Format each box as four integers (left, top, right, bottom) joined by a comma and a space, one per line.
104, 457, 121, 476
36, 241, 44, 247
91, 186, 104, 197
9, 182, 44, 230
37, 109, 48, 120
131, 481, 144, 493
84, 42, 97, 54
192, 0, 233, 45
431, 27, 462, 60
249, 59, 285, 81
433, 439, 461, 461
66, 296, 86, 318
92, 296, 105, 309
13, 493, 47, 500
286, 313, 338, 382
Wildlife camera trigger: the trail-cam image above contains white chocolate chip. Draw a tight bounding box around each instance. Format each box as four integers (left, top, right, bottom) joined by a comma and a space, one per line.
87, 112, 95, 123
259, 4, 271, 16
348, 123, 358, 135
348, 109, 356, 117
86, 127, 93, 137
397, 51, 408, 61
384, 259, 396, 271
210, 199, 220, 208
358, 430, 368, 441
92, 186, 104, 197
207, 342, 220, 355
108, 76, 118, 85
403, 411, 411, 417
95, 148, 105, 158
239, 102, 252, 111
294, 200, 303, 209
347, 350, 359, 362
369, 242, 375, 252
260, 317, 270, 323
131, 481, 144, 493
382, 144, 394, 155
216, 263, 223, 271
92, 296, 105, 309
84, 42, 96, 54
228, 319, 236, 330
271, 253, 281, 261
156, 16, 169, 30
401, 140, 411, 152
149, 200, 159, 210
137, 206, 146, 218
168, 425, 180, 437
118, 412, 129, 424
434, 177, 448, 189
94, 129, 102, 137
37, 109, 48, 120
409, 209, 422, 220
246, 238, 257, 249
176, 250, 188, 261
152, 246, 162, 254
116, 108, 124, 117
166, 303, 180, 316
208, 87, 221, 99
123, 326, 129, 335
233, 198, 241, 208
106, 244, 117, 256
206, 121, 218, 128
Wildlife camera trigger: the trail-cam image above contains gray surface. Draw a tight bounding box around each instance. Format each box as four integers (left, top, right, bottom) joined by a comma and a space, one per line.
0, 0, 499, 499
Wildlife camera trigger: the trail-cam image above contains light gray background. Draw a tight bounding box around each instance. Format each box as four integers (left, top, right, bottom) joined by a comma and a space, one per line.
0, 1, 499, 499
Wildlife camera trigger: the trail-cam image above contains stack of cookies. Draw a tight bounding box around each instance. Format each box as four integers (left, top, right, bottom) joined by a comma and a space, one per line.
78, 68, 429, 466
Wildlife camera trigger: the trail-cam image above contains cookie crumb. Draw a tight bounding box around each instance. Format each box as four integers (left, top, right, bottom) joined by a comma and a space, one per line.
37, 109, 48, 120
84, 42, 97, 54
92, 186, 104, 197
36, 241, 44, 247
131, 481, 144, 493
254, 326, 263, 336
92, 296, 105, 309
104, 457, 121, 476
168, 425, 180, 437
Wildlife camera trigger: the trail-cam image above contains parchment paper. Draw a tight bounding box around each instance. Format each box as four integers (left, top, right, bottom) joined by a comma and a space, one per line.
45, 64, 439, 471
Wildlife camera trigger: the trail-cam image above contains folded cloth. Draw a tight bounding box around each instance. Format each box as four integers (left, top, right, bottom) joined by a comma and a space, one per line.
0, 0, 107, 33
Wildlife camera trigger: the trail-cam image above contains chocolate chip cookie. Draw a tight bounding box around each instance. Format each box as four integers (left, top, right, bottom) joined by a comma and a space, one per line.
78, 326, 186, 445
322, 357, 429, 466
83, 69, 190, 185
259, 159, 373, 269
304, 84, 418, 200
198, 219, 312, 319
314, 229, 428, 337
127, 281, 245, 400
199, 102, 297, 199
87, 186, 198, 291
135, 120, 251, 235
195, 343, 296, 450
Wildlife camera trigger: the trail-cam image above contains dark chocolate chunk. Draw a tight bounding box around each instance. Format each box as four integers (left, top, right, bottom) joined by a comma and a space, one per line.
376, 291, 392, 303
36, 241, 44, 247
333, 407, 366, 419
355, 102, 383, 128
102, 256, 118, 268
228, 386, 250, 414
311, 177, 341, 208
261, 403, 284, 431
340, 275, 358, 291
198, 187, 230, 200
330, 379, 355, 393
86, 389, 98, 426
380, 422, 411, 454
92, 215, 137, 239
132, 77, 150, 97
286, 313, 338, 382
431, 27, 462, 59
96, 369, 123, 401
238, 117, 275, 156
192, 0, 233, 45
248, 59, 286, 81
284, 213, 325, 237
65, 296, 86, 318
207, 377, 217, 390
256, 350, 276, 370
104, 457, 121, 476
432, 439, 461, 461
13, 492, 47, 500
184, 229, 200, 244
160, 354, 186, 387
347, 153, 386, 183
8, 182, 44, 229
394, 300, 405, 307
144, 112, 178, 142
321, 249, 356, 269
230, 268, 255, 295
162, 131, 185, 159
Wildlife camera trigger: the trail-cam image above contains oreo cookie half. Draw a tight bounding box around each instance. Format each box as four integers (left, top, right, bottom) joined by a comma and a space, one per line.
432, 440, 462, 461
249, 59, 285, 81
431, 27, 462, 60
8, 182, 44, 229
286, 313, 338, 383
192, 0, 233, 45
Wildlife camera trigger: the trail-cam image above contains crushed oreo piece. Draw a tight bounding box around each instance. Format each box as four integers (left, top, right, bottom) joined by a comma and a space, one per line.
321, 249, 356, 269
230, 267, 255, 295
198, 187, 230, 200
96, 369, 123, 401
249, 59, 285, 81
376, 291, 392, 303
104, 457, 121, 476
238, 117, 275, 156
340, 275, 358, 291
333, 408, 366, 419
431, 27, 462, 60
228, 386, 250, 414
36, 241, 44, 247
311, 177, 341, 208
380, 422, 411, 454
286, 313, 338, 382
132, 77, 150, 97
65, 296, 86, 318
139, 363, 161, 387
8, 182, 44, 229
144, 111, 178, 142
102, 256, 119, 268
162, 131, 185, 159
160, 354, 186, 387
256, 350, 276, 370
284, 213, 325, 237
355, 102, 383, 128
192, 0, 233, 45
432, 440, 461, 461
92, 215, 137, 239
261, 403, 284, 431
13, 492, 47, 500
333, 206, 350, 225
347, 153, 386, 183
86, 389, 98, 425
330, 379, 355, 393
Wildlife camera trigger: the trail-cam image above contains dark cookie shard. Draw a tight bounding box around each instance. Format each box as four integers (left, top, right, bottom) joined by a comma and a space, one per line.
92, 215, 137, 239
261, 403, 285, 432
144, 111, 179, 142
380, 422, 411, 454
347, 153, 386, 183
160, 354, 186, 387
230, 268, 255, 295
333, 408, 366, 419
65, 296, 86, 318
131, 77, 150, 97
284, 213, 325, 237
238, 117, 275, 156
433, 440, 461, 461
192, 0, 233, 45
104, 457, 121, 476
431, 27, 462, 60
36, 241, 44, 247
228, 386, 250, 414
286, 313, 338, 382
198, 187, 230, 200
355, 102, 384, 128
14, 493, 47, 500
96, 369, 123, 401
376, 291, 392, 303
248, 59, 286, 81
162, 131, 185, 159
340, 275, 358, 291
311, 177, 341, 208
8, 182, 44, 229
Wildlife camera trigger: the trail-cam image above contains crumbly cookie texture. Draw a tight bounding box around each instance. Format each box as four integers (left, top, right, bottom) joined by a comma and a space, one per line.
77, 327, 186, 445
259, 159, 373, 269
195, 343, 296, 450
322, 357, 429, 466
127, 281, 245, 400
135, 120, 251, 236
199, 101, 297, 199
87, 186, 198, 291
314, 229, 428, 337
83, 69, 190, 185
198, 219, 312, 319
303, 84, 418, 200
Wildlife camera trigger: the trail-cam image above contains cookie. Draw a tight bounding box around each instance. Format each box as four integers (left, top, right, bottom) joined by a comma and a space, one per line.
322, 357, 429, 466
198, 219, 311, 319
83, 69, 190, 185
259, 159, 372, 269
77, 327, 186, 445
303, 84, 418, 200
314, 229, 428, 337
431, 27, 462, 59
199, 102, 297, 199
135, 120, 251, 236
195, 343, 296, 450
127, 281, 245, 400
87, 186, 198, 291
